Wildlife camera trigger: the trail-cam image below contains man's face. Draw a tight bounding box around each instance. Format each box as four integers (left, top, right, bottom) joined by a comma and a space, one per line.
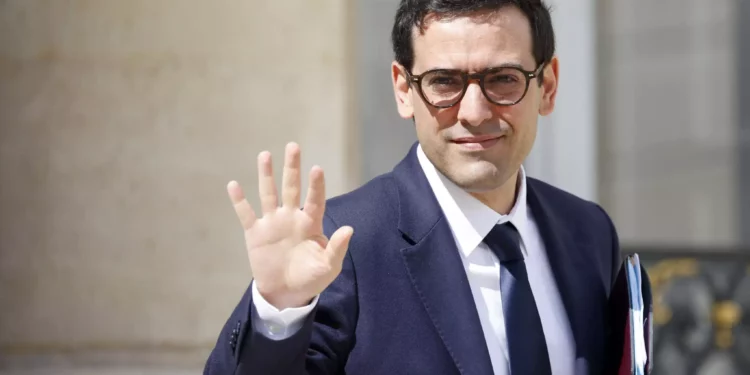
392, 6, 558, 195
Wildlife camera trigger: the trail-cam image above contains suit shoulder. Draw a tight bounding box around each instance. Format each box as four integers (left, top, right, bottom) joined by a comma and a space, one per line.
527, 177, 618, 245
527, 177, 612, 221
527, 178, 621, 287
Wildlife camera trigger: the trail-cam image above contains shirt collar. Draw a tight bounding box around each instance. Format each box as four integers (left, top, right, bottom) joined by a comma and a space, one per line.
416, 144, 531, 258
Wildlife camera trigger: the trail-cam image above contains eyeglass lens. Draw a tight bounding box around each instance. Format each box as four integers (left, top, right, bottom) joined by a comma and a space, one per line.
420, 68, 528, 107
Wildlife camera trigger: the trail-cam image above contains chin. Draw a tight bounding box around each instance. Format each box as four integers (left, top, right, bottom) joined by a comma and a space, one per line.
442, 162, 509, 192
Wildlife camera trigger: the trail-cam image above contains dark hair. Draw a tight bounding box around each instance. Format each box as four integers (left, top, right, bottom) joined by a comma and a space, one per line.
391, 0, 555, 75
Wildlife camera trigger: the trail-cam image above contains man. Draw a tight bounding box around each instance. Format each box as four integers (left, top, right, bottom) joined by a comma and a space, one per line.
205, 0, 622, 374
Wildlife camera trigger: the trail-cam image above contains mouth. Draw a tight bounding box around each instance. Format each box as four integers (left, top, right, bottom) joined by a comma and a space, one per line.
451, 135, 503, 151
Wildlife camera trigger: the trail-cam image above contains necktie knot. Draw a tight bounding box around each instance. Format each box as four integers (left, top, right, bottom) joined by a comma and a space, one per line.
484, 222, 523, 262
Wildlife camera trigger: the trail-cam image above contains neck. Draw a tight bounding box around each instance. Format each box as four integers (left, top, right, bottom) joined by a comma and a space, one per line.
469, 171, 519, 215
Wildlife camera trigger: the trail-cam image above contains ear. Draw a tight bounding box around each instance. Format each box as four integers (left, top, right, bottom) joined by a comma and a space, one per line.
391, 61, 414, 119
538, 56, 559, 116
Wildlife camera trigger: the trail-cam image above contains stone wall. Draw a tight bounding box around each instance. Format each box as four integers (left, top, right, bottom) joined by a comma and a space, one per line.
598, 0, 740, 247
0, 0, 355, 371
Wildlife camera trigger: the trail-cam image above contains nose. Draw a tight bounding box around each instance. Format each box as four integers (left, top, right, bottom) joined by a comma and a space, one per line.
456, 81, 493, 127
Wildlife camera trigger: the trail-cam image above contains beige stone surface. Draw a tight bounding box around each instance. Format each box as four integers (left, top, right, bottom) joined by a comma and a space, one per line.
598, 0, 739, 247
0, 0, 355, 365
0, 367, 197, 375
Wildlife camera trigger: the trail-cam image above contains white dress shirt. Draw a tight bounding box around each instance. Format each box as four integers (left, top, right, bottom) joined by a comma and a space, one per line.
251, 144, 576, 375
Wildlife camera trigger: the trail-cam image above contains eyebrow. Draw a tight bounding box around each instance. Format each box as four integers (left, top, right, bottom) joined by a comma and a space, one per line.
423, 62, 528, 72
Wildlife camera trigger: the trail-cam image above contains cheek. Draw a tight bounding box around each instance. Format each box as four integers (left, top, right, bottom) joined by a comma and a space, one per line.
415, 101, 458, 134
498, 102, 535, 135
510, 116, 538, 156
495, 106, 538, 159
432, 108, 460, 132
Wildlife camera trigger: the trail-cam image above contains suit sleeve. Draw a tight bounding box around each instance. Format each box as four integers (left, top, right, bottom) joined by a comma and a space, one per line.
606, 212, 623, 290
203, 214, 359, 375
594, 203, 623, 295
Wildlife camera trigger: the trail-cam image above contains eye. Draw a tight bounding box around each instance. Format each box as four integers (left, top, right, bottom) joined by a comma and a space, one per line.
428, 75, 461, 86
487, 74, 519, 84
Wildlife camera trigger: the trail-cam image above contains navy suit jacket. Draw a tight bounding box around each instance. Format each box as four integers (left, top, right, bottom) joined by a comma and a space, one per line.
204, 143, 622, 375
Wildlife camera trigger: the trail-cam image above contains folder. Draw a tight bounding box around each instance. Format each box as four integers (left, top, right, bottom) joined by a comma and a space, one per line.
607, 253, 653, 375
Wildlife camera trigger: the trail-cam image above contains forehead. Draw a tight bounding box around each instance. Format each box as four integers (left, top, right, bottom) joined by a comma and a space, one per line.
411, 6, 535, 72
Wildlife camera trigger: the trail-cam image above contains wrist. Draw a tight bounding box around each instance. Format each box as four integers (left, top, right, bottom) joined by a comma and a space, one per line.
256, 285, 312, 311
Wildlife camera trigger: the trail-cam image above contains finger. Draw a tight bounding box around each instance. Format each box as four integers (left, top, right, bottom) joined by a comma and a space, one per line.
281, 142, 302, 208
227, 180, 256, 229
302, 165, 326, 222
257, 151, 278, 214
325, 226, 353, 265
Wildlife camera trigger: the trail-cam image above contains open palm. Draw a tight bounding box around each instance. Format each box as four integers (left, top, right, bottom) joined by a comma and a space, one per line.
227, 142, 353, 310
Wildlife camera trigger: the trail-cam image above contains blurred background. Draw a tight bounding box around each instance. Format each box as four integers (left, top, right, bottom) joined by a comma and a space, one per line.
0, 0, 748, 374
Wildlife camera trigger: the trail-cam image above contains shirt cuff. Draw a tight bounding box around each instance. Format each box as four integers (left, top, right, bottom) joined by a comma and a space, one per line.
251, 280, 319, 341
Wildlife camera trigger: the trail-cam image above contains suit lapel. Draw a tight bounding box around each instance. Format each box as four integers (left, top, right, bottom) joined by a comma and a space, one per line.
400, 220, 495, 375
392, 144, 495, 375
526, 180, 603, 374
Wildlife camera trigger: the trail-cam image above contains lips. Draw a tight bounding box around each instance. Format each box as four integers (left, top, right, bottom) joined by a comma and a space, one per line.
451, 135, 500, 144
451, 135, 502, 151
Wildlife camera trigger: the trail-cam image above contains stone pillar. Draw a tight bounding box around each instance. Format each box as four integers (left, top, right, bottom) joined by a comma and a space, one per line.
740, 0, 750, 247
0, 0, 355, 370
525, 0, 599, 203
597, 0, 738, 247
356, 0, 416, 181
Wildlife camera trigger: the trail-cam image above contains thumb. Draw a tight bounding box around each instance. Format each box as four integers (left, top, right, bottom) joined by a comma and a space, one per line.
326, 225, 353, 264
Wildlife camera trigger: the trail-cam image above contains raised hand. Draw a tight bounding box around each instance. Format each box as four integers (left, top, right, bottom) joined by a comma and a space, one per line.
227, 142, 354, 310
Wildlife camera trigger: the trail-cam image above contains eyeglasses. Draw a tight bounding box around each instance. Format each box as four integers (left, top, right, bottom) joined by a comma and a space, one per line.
405, 64, 545, 109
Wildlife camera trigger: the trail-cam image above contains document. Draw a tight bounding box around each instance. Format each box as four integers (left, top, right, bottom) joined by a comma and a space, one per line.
608, 253, 653, 375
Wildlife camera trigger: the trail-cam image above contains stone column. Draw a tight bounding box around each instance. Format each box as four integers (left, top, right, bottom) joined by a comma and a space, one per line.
740, 0, 750, 247
525, 0, 599, 203
0, 0, 356, 370
356, 0, 416, 181
597, 0, 738, 247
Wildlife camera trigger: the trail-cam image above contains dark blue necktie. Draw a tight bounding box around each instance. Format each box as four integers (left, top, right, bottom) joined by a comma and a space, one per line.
484, 222, 552, 375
